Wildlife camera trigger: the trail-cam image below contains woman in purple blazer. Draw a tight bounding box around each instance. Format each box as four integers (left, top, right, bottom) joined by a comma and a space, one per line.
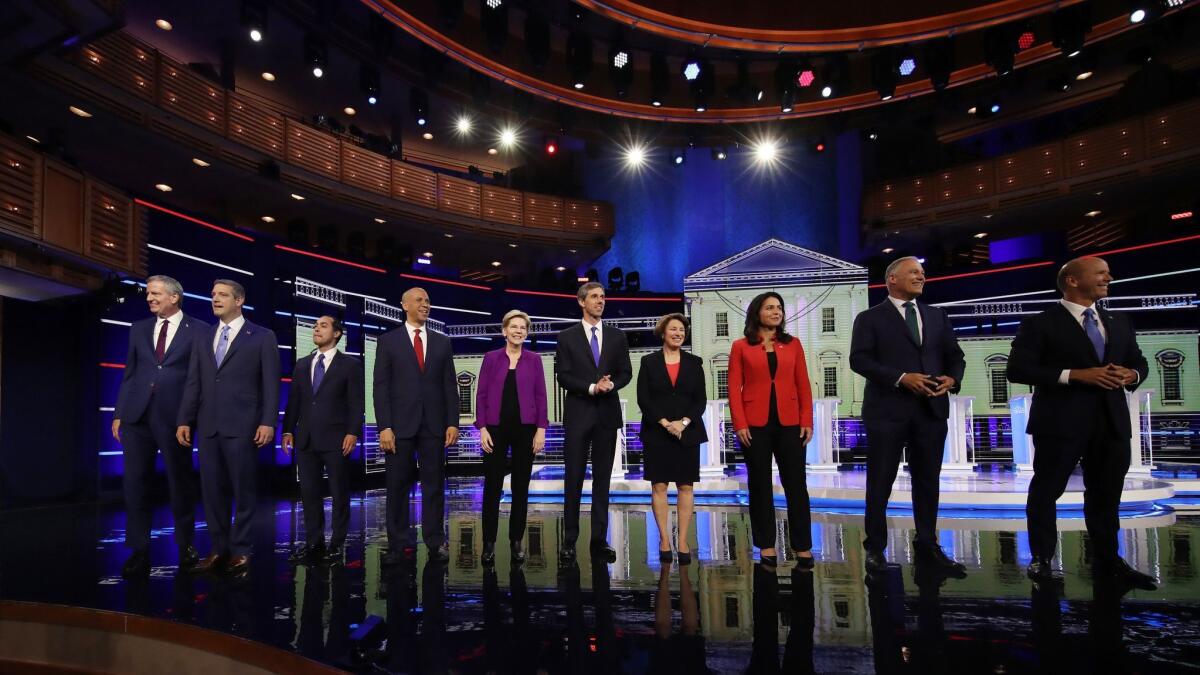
475, 309, 548, 566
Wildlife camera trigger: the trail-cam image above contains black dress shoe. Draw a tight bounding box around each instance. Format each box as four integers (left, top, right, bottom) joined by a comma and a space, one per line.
864, 551, 890, 575
179, 545, 200, 571
915, 544, 967, 577
325, 544, 344, 566
590, 541, 617, 563
225, 554, 251, 576
1102, 558, 1158, 591
510, 540, 526, 565
481, 542, 496, 567
559, 545, 577, 563
122, 550, 150, 579
1027, 558, 1063, 584
288, 545, 312, 565
428, 544, 449, 563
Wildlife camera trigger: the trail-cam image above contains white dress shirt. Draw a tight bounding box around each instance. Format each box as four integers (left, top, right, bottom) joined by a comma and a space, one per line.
152, 310, 184, 354
310, 346, 338, 384
405, 322, 427, 362
213, 314, 246, 354
583, 318, 603, 395
1056, 299, 1134, 385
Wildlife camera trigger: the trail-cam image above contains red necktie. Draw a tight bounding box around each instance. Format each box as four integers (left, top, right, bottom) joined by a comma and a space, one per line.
413, 328, 425, 372
155, 319, 169, 363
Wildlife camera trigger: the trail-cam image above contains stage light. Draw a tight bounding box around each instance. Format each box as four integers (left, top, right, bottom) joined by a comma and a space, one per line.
781, 88, 795, 113
556, 266, 567, 272
291, 193, 305, 200
499, 127, 517, 148
1130, 7, 1146, 23
882, 247, 895, 253
649, 52, 670, 108
344, 106, 356, 116
423, 251, 434, 257
1075, 69, 1093, 80
508, 243, 518, 248
261, 216, 275, 223
411, 87, 428, 126
683, 60, 701, 82
813, 140, 826, 153
544, 136, 558, 155
155, 183, 172, 192
1171, 210, 1193, 220
243, 0, 267, 42
967, 105, 977, 115
455, 115, 472, 135
821, 85, 833, 98
670, 148, 686, 166
375, 218, 386, 224
261, 71, 275, 81
753, 139, 779, 165
711, 147, 728, 160
1052, 4, 1091, 58
651, 99, 662, 107
304, 34, 327, 78
491, 261, 502, 267
1018, 30, 1036, 50
984, 25, 1016, 75
566, 30, 592, 90
192, 158, 210, 167
990, 102, 1001, 114
155, 19, 173, 31
360, 64, 380, 105
925, 38, 954, 90
796, 60, 816, 88
487, 148, 498, 155
974, 232, 988, 238
867, 131, 878, 140
444, 233, 454, 238
1086, 210, 1102, 217
69, 105, 92, 118
422, 132, 433, 140
417, 257, 432, 265
623, 144, 647, 168
612, 49, 629, 69
871, 49, 899, 100
898, 57, 917, 76
916, 257, 926, 264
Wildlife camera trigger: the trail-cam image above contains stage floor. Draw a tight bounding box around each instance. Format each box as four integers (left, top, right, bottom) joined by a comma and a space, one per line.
1, 478, 1198, 674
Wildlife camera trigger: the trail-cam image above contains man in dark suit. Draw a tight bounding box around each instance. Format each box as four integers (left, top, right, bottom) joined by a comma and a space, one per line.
282, 315, 364, 566
113, 275, 208, 577
373, 287, 459, 564
850, 256, 967, 577
554, 282, 633, 564
177, 278, 279, 576
1007, 256, 1155, 590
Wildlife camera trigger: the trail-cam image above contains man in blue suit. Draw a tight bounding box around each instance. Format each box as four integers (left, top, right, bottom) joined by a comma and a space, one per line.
850, 256, 967, 578
373, 287, 458, 564
177, 278, 279, 575
113, 275, 208, 578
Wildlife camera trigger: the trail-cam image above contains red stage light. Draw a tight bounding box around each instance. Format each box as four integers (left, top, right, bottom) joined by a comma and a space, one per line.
815, 142, 825, 152
797, 69, 815, 88
1170, 210, 1193, 220
545, 135, 558, 155
1018, 31, 1035, 50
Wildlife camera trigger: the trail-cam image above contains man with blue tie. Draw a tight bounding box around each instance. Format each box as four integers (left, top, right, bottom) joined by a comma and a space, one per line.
1007, 256, 1155, 591
176, 279, 279, 576
373, 287, 459, 564
112, 275, 208, 578
282, 315, 364, 566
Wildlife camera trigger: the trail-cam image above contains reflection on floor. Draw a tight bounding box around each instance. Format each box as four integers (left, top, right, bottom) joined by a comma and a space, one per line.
1, 478, 1198, 673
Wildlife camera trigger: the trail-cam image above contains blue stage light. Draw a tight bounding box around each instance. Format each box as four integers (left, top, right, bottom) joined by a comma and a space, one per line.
898, 57, 917, 76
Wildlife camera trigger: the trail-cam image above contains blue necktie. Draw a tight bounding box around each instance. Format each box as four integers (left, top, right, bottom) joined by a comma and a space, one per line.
1082, 308, 1105, 361
312, 353, 326, 392
214, 324, 230, 366
590, 326, 601, 367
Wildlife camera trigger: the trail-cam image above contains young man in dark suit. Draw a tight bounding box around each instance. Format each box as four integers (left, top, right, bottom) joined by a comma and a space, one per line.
1008, 256, 1155, 591
554, 282, 633, 564
850, 256, 967, 578
177, 279, 279, 576
282, 315, 364, 566
112, 275, 208, 577
373, 287, 459, 564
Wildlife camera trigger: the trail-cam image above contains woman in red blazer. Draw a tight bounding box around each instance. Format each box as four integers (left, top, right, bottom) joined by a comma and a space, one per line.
728, 291, 814, 569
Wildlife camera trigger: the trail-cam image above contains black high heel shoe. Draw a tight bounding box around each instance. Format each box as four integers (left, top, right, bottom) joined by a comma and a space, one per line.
795, 554, 815, 570
759, 553, 778, 567
678, 551, 692, 565
659, 549, 673, 563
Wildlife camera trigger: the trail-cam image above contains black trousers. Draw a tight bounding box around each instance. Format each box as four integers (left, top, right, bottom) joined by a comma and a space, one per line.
863, 408, 947, 553
1027, 426, 1129, 564
481, 423, 536, 544
562, 420, 618, 546
121, 408, 197, 552
295, 447, 351, 549
743, 424, 811, 551
198, 433, 258, 556
385, 434, 445, 550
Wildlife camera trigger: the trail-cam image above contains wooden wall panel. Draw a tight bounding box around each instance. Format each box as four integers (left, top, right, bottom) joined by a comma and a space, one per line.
565, 199, 613, 236
340, 146, 390, 196
392, 162, 437, 207
84, 182, 133, 269
437, 175, 481, 219
157, 57, 225, 134
77, 33, 156, 103
523, 194, 563, 230
284, 121, 340, 180
227, 94, 285, 160
481, 186, 523, 226
41, 162, 84, 254
938, 162, 993, 204
1145, 99, 1200, 158
1065, 120, 1143, 178
0, 136, 40, 238
996, 144, 1062, 194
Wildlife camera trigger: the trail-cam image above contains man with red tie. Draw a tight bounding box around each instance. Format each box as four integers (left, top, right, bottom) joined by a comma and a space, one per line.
373, 287, 459, 565
112, 275, 208, 577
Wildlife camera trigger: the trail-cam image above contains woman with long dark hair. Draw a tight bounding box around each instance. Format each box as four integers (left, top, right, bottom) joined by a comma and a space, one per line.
727, 291, 814, 568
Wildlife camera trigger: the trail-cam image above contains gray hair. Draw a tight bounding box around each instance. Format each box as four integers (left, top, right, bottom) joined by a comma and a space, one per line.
146, 275, 183, 305
212, 278, 246, 299
502, 309, 531, 330
885, 256, 922, 282
577, 281, 604, 302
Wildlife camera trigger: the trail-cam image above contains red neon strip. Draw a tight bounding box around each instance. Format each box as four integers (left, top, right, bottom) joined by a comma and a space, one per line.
274, 245, 388, 273
281, 377, 292, 383
399, 273, 491, 290
134, 199, 255, 242
99, 362, 125, 369
1091, 233, 1200, 257
867, 260, 1054, 288
505, 288, 682, 301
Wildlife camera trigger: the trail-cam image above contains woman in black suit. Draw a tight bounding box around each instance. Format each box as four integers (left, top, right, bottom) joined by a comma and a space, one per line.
638, 313, 708, 564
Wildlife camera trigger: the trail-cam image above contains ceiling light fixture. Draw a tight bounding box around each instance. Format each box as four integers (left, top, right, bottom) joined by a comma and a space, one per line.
191, 158, 210, 167
343, 106, 356, 116
155, 19, 173, 31
291, 193, 305, 200
261, 71, 276, 81
69, 105, 92, 118
261, 216, 275, 223
155, 183, 172, 192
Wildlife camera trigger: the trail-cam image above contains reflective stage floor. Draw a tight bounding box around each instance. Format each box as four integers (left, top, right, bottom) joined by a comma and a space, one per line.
1, 478, 1198, 673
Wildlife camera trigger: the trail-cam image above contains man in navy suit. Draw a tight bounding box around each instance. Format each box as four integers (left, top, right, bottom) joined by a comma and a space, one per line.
554, 282, 632, 564
282, 315, 364, 566
1008, 256, 1155, 591
850, 256, 967, 578
373, 287, 459, 564
177, 279, 279, 575
113, 275, 208, 577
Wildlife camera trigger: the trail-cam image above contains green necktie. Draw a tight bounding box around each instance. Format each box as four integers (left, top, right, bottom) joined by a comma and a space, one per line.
903, 301, 921, 345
